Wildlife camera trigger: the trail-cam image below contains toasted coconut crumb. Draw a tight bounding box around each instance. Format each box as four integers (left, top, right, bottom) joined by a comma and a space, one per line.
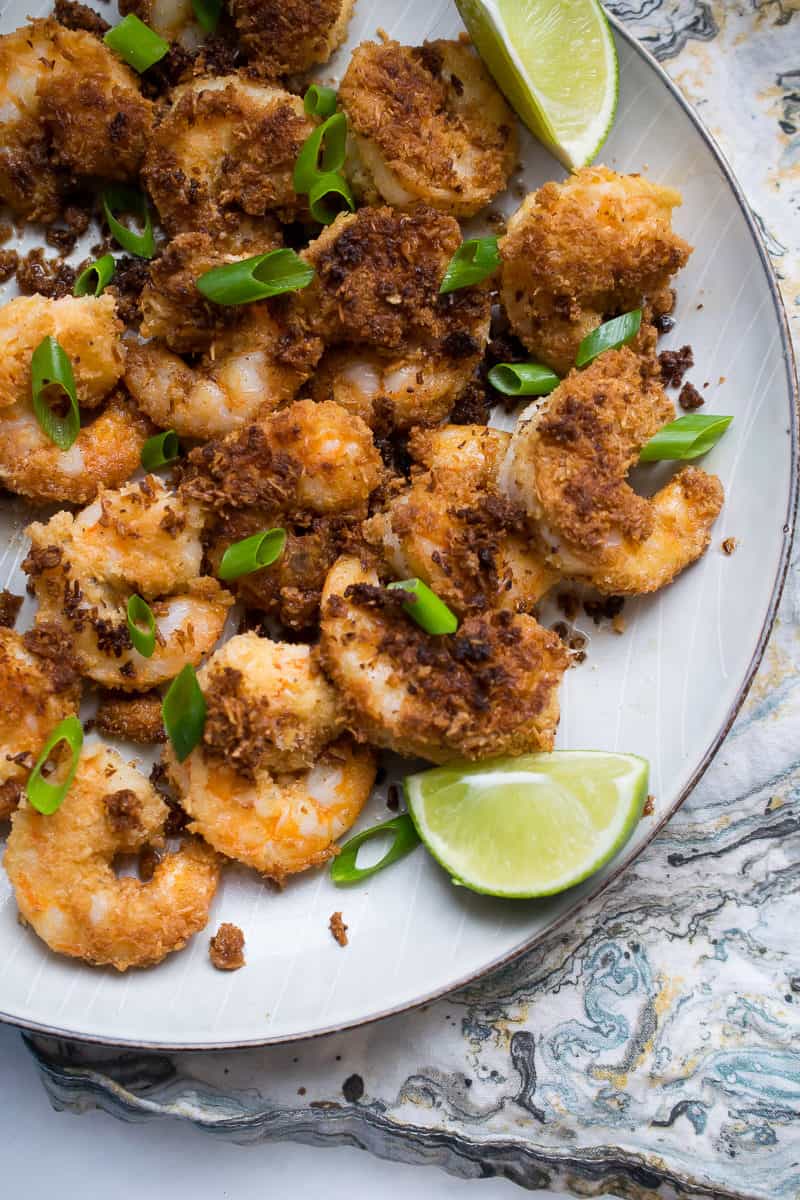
209, 922, 246, 970
96, 691, 166, 744
329, 910, 349, 947
642, 795, 655, 816
678, 381, 704, 411
722, 537, 738, 556
612, 613, 626, 635
0, 590, 23, 629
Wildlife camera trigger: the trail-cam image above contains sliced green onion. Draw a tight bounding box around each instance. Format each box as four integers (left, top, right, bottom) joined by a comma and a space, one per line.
304, 84, 338, 119
73, 254, 115, 298
127, 594, 157, 658
141, 429, 180, 470
308, 171, 355, 225
387, 578, 459, 635
488, 362, 560, 396
162, 665, 206, 763
576, 309, 642, 368
192, 0, 222, 34
26, 716, 83, 815
639, 414, 733, 463
293, 112, 348, 194
102, 186, 155, 259
439, 237, 500, 295
103, 14, 169, 72
218, 528, 286, 581
196, 249, 314, 306
330, 814, 421, 885
31, 336, 80, 451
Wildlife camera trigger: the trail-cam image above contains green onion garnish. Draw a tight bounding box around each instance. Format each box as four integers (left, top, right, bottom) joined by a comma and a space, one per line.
73, 254, 115, 298
576, 309, 642, 368
308, 171, 355, 225
102, 186, 155, 259
126, 594, 157, 658
25, 715, 83, 815
162, 664, 206, 763
387, 579, 459, 635
292, 112, 348, 194
487, 362, 560, 396
218, 528, 287, 581
141, 429, 180, 470
31, 336, 80, 451
196, 249, 314, 307
330, 814, 421, 885
639, 413, 733, 463
439, 236, 501, 295
191, 0, 222, 34
103, 14, 169, 72
304, 84, 338, 119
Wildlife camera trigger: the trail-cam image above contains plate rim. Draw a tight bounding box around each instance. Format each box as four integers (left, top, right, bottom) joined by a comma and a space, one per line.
2, 12, 798, 1051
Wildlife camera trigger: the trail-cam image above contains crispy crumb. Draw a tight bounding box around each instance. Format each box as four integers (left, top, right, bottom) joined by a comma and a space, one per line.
611, 613, 626, 635
678, 381, 704, 411
329, 911, 349, 947
138, 845, 160, 882
642, 795, 655, 816
96, 691, 166, 744
722, 537, 738, 556
0, 590, 23, 628
209, 923, 246, 970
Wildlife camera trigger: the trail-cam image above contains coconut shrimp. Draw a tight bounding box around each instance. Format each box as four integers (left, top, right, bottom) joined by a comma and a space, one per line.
24, 477, 233, 690
499, 347, 725, 594
118, 0, 205, 50
143, 76, 316, 236
321, 555, 568, 763
339, 39, 517, 217
0, 18, 153, 222
229, 0, 355, 76
500, 167, 693, 375
298, 207, 491, 430
0, 295, 151, 505
364, 425, 558, 615
5, 746, 219, 970
0, 628, 82, 819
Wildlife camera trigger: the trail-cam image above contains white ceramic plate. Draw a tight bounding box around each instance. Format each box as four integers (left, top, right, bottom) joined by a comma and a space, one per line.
0, 0, 796, 1049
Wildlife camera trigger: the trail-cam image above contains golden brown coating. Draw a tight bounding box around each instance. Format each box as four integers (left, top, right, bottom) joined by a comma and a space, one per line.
5, 746, 219, 970
0, 19, 153, 222
95, 691, 166, 744
340, 39, 517, 217
500, 167, 692, 375
499, 347, 724, 594
320, 555, 568, 763
229, 0, 355, 76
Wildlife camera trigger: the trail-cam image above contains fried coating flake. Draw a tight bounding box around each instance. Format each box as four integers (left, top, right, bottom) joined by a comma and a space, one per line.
229, 0, 355, 76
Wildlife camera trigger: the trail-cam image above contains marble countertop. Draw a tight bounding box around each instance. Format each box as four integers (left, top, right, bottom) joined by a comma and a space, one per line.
15, 3, 800, 1197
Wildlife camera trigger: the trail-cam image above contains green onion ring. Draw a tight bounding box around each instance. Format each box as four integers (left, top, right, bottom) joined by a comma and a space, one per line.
126, 594, 157, 658
101, 185, 155, 259
162, 665, 206, 763
304, 84, 338, 119
308, 171, 355, 225
218, 528, 287, 581
103, 14, 169, 72
73, 254, 115, 298
487, 362, 560, 396
387, 578, 459, 635
26, 716, 84, 815
330, 814, 421, 885
639, 413, 733, 462
576, 309, 642, 368
31, 336, 80, 451
196, 249, 314, 306
140, 430, 180, 470
293, 112, 348, 194
439, 236, 501, 295
191, 0, 222, 34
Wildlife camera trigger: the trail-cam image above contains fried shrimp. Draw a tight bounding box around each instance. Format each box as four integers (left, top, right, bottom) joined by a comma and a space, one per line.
339, 39, 517, 217
500, 167, 693, 375
24, 477, 233, 690
143, 76, 315, 235
118, 0, 205, 49
320, 555, 568, 763
0, 628, 81, 819
5, 746, 219, 970
499, 347, 724, 594
298, 207, 491, 430
0, 18, 153, 222
0, 295, 151, 505
229, 0, 355, 76
364, 425, 558, 615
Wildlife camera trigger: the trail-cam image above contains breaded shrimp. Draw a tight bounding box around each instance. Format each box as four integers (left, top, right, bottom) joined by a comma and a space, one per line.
297, 207, 491, 430
0, 295, 151, 505
0, 627, 81, 819
320, 555, 568, 763
24, 477, 233, 690
500, 167, 693, 375
340, 40, 517, 217
0, 18, 153, 221
5, 746, 219, 970
364, 425, 558, 615
229, 0, 354, 76
143, 76, 315, 235
119, 0, 205, 49
499, 347, 724, 594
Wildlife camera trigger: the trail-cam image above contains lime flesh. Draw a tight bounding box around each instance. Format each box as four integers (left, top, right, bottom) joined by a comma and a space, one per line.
455, 0, 619, 169
405, 751, 648, 898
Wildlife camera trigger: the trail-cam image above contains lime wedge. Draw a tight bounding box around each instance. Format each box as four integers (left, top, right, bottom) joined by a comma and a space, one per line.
405, 751, 648, 898
455, 0, 619, 169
